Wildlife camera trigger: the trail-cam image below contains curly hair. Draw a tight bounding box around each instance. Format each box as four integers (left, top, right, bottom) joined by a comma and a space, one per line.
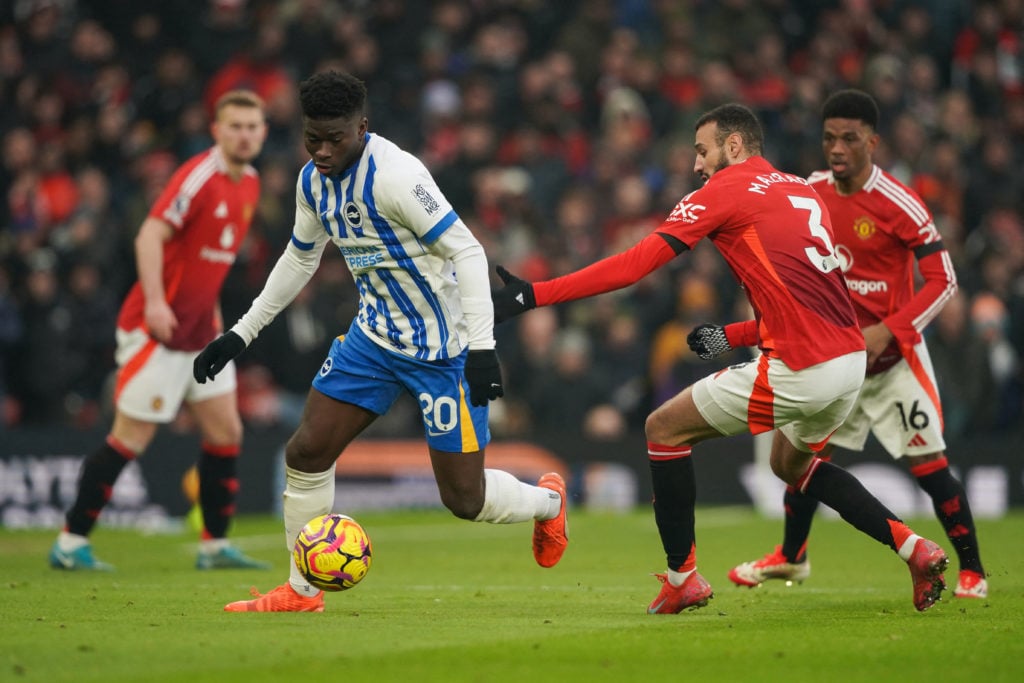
822, 89, 879, 129
695, 103, 764, 155
299, 70, 367, 120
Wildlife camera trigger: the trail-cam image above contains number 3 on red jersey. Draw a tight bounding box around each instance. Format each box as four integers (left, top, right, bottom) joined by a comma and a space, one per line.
789, 195, 841, 274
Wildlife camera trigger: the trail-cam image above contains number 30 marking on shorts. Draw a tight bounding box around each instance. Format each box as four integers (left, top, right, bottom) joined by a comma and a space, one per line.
789, 195, 841, 274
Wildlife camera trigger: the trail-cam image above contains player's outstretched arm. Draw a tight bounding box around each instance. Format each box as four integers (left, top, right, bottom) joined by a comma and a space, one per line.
193, 331, 246, 383
491, 232, 683, 324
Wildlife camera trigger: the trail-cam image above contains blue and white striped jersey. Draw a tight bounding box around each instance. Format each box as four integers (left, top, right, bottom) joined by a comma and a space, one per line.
290, 133, 473, 361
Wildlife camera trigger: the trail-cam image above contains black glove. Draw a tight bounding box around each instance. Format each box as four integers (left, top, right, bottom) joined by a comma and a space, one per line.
464, 349, 504, 407
687, 323, 732, 360
193, 331, 246, 383
491, 265, 536, 324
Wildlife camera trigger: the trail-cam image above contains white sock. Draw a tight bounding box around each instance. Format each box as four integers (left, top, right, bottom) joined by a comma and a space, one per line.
473, 469, 561, 524
897, 534, 922, 561
57, 531, 89, 553
198, 538, 229, 555
283, 466, 334, 596
667, 568, 695, 587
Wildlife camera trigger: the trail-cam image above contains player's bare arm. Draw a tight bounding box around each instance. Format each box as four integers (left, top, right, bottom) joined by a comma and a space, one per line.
135, 216, 178, 343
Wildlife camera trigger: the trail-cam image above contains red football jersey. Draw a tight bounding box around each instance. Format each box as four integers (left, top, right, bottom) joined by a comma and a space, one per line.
535, 156, 864, 370
808, 165, 957, 372
117, 147, 260, 351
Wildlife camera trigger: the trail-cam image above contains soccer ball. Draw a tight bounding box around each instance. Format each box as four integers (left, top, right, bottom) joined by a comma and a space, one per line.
293, 513, 373, 592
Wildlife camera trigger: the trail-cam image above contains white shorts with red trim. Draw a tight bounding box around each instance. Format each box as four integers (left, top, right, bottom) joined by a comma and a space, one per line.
831, 340, 946, 458
114, 328, 236, 423
692, 351, 865, 453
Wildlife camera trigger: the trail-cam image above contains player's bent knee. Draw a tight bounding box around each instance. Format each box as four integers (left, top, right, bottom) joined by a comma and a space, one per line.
769, 452, 810, 487
644, 410, 674, 445
438, 488, 484, 520
442, 497, 483, 521
770, 461, 800, 486
284, 433, 337, 473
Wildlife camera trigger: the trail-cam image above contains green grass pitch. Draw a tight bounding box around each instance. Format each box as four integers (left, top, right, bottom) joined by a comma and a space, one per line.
3, 508, 1020, 683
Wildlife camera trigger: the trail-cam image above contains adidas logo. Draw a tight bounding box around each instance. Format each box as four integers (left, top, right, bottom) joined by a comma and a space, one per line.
906, 433, 928, 448
515, 293, 524, 305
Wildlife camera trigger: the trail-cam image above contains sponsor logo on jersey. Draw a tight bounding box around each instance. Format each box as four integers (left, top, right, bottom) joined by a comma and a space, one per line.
151, 396, 164, 412
197, 225, 238, 264
667, 199, 706, 223
219, 224, 235, 249
339, 244, 384, 269
344, 201, 363, 228
319, 357, 333, 376
835, 244, 853, 272
199, 246, 237, 264
214, 200, 228, 218
852, 215, 875, 239
846, 278, 888, 295
412, 184, 441, 215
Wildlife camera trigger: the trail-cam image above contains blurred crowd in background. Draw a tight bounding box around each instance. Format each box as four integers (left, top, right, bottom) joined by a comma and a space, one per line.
1, 0, 1022, 445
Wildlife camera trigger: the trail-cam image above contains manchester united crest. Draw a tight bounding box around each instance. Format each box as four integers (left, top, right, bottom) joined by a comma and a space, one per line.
852, 215, 876, 239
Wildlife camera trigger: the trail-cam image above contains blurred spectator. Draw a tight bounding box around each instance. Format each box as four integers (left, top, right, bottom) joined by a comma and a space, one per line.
524, 327, 621, 440
10, 248, 75, 423
202, 20, 294, 120
133, 48, 202, 133
649, 274, 721, 408
590, 305, 649, 426
962, 131, 1024, 235
970, 291, 1022, 430
0, 263, 22, 427
187, 0, 253, 80
282, 0, 337, 79
601, 171, 660, 252
62, 259, 117, 425
928, 289, 996, 437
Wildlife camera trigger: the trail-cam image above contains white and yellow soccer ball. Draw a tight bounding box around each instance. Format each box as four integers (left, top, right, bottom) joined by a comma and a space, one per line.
293, 513, 372, 591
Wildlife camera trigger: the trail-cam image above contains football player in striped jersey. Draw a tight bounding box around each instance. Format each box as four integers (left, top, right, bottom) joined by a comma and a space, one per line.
196, 71, 567, 612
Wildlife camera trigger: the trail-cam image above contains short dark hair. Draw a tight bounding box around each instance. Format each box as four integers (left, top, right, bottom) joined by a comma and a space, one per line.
299, 70, 367, 120
695, 103, 764, 155
822, 89, 879, 129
